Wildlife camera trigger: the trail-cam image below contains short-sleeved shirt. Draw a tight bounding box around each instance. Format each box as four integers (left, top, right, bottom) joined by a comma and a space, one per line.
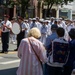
1, 20, 12, 32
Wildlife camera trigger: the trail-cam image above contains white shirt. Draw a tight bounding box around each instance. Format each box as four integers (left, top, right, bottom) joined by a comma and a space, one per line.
67, 24, 74, 32
1, 20, 12, 32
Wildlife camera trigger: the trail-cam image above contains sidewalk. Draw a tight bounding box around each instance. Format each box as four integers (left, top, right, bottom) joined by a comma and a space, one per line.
0, 37, 17, 52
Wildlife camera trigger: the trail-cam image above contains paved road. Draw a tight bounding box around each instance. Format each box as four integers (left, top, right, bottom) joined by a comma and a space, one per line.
0, 37, 20, 75
0, 52, 20, 75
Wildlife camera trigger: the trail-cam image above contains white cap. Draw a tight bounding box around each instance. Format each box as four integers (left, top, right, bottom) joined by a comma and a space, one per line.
32, 18, 36, 20
39, 19, 44, 22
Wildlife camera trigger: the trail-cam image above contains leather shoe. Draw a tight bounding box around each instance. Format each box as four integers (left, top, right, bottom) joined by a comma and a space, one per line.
0, 51, 4, 53
14, 49, 17, 51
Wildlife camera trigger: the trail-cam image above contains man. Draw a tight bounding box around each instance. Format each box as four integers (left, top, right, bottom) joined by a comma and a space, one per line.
14, 16, 27, 51
0, 14, 12, 53
50, 17, 55, 25
45, 24, 58, 49
10, 17, 17, 44
30, 18, 38, 29
40, 20, 48, 45
45, 27, 69, 75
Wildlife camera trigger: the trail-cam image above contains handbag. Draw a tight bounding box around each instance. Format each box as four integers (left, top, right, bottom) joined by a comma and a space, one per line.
28, 38, 43, 67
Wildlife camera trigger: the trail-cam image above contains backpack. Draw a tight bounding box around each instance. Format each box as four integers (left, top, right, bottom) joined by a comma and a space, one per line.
48, 39, 69, 63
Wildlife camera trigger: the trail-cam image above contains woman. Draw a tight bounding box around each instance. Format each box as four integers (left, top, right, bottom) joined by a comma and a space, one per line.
17, 27, 47, 75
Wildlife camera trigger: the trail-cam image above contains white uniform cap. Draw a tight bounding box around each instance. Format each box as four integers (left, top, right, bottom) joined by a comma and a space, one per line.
29, 18, 32, 20
24, 20, 28, 22
59, 18, 62, 20
50, 17, 55, 19
39, 19, 44, 22
44, 20, 49, 22
32, 18, 36, 20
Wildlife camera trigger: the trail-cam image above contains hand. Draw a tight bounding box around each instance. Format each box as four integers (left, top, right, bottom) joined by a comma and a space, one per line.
3, 24, 7, 27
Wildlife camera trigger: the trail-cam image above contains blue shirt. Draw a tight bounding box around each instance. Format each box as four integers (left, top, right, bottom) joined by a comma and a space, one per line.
65, 39, 75, 67
45, 32, 58, 49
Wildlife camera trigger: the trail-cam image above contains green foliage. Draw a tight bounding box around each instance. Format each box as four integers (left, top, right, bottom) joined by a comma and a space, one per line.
43, 0, 73, 17
7, 0, 30, 17
16, 0, 30, 17
44, 0, 73, 8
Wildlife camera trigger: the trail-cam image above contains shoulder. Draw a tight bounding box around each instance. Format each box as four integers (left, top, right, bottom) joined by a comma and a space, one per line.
45, 25, 48, 28
21, 38, 28, 44
48, 33, 57, 39
69, 40, 75, 45
1, 21, 4, 24
53, 38, 68, 44
7, 20, 12, 24
30, 37, 43, 46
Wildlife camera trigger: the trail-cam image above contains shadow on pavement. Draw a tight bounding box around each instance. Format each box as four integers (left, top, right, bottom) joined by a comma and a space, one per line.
0, 67, 18, 75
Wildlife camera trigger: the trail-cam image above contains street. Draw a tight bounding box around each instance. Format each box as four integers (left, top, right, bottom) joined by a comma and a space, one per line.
0, 38, 20, 75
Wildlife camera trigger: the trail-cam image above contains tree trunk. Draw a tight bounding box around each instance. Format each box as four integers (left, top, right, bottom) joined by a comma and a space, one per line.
21, 5, 26, 18
48, 3, 54, 17
47, 4, 50, 17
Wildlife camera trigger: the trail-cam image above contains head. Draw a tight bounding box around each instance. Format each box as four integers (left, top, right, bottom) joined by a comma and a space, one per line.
45, 20, 49, 25
4, 14, 10, 21
56, 27, 65, 37
18, 16, 24, 23
50, 17, 54, 22
57, 20, 61, 24
28, 18, 32, 22
39, 19, 44, 24
36, 17, 39, 22
24, 20, 28, 23
69, 28, 75, 40
54, 20, 58, 25
51, 25, 58, 32
32, 18, 36, 23
12, 17, 17, 22
28, 27, 41, 39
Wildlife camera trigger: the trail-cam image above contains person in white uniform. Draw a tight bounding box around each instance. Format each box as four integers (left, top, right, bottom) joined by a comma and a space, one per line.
40, 20, 48, 45
0, 14, 12, 53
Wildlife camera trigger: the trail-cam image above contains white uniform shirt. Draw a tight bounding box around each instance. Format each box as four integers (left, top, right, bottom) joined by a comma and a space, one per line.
67, 24, 74, 32
1, 20, 12, 32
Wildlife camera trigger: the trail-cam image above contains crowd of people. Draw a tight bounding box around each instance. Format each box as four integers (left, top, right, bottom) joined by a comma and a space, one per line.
0, 15, 75, 75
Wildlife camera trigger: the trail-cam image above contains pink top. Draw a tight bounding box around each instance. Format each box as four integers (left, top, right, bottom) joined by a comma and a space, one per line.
17, 37, 47, 75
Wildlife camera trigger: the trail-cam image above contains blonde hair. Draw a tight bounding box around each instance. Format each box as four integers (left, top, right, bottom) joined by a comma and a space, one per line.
28, 27, 41, 39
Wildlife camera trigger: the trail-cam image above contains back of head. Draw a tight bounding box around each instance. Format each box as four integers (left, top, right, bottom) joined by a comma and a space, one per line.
28, 27, 41, 39
51, 25, 58, 31
56, 27, 65, 37
69, 28, 75, 39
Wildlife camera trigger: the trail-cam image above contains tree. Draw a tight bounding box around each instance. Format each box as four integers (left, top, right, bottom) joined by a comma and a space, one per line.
44, 0, 73, 17
7, 0, 30, 18
16, 0, 30, 18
